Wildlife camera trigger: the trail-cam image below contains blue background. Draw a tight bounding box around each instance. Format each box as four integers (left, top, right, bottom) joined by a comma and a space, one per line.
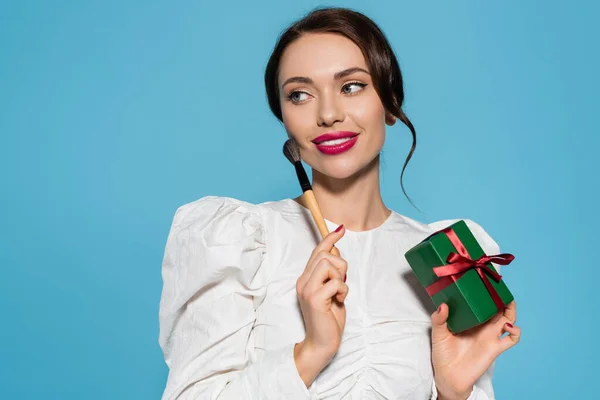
1, 0, 597, 398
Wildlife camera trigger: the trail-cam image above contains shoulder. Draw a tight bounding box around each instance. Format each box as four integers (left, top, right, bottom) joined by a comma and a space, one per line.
167, 196, 296, 241
428, 218, 501, 254
172, 195, 293, 221
386, 211, 500, 254
171, 195, 259, 223
166, 196, 269, 246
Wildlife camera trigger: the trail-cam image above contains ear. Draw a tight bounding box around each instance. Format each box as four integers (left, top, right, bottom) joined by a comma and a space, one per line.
385, 111, 397, 126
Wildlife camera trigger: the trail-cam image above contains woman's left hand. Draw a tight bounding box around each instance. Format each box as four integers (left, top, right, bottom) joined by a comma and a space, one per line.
431, 301, 520, 400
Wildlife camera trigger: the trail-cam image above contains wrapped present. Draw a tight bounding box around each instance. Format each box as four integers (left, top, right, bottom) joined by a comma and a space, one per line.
404, 220, 515, 333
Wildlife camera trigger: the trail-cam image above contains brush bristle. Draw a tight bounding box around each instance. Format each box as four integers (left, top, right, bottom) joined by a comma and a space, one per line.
283, 138, 301, 164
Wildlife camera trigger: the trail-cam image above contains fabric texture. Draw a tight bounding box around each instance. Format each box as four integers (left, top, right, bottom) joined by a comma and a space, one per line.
159, 196, 500, 399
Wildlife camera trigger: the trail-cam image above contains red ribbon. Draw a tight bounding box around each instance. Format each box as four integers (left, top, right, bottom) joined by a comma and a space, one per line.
425, 227, 515, 312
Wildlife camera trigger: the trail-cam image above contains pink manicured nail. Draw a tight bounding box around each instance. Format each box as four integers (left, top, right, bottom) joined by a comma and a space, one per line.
335, 224, 344, 233
506, 322, 514, 328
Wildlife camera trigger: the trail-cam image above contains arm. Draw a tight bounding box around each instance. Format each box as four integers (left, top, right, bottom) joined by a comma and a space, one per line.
158, 197, 313, 400
428, 218, 504, 400
431, 363, 495, 400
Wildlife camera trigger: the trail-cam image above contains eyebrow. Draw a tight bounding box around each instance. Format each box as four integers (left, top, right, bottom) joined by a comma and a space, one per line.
281, 67, 370, 89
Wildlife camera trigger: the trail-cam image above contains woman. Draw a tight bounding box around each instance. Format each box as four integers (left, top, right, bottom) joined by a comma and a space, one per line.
159, 7, 520, 400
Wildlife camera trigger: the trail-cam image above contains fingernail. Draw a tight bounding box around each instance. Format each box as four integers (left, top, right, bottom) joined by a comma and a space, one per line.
335, 224, 344, 233
344, 274, 347, 282
436, 304, 442, 314
506, 322, 513, 328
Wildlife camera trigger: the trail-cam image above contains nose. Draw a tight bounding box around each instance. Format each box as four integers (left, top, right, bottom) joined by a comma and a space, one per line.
317, 91, 344, 127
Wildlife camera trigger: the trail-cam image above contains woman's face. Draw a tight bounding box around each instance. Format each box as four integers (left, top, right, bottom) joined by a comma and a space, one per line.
278, 33, 395, 179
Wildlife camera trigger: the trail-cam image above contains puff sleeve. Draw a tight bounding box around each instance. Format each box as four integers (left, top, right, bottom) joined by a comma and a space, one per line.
427, 218, 502, 400
158, 196, 312, 399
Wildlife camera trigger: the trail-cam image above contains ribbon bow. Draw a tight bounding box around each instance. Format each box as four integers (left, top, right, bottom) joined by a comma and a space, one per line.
425, 227, 515, 312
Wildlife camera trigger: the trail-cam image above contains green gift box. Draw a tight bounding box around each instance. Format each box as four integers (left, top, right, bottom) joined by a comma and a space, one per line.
404, 220, 515, 333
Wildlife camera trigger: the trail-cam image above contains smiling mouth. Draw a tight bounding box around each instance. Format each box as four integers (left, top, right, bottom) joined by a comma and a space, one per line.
316, 137, 356, 146
312, 131, 360, 145
313, 133, 359, 155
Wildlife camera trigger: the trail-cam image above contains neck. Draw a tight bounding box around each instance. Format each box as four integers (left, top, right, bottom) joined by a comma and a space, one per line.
295, 154, 391, 232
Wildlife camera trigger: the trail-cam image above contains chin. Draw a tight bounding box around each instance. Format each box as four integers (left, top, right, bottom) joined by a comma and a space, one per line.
314, 160, 368, 180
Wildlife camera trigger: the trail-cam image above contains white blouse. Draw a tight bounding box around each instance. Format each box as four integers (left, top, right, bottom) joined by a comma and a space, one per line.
159, 196, 500, 399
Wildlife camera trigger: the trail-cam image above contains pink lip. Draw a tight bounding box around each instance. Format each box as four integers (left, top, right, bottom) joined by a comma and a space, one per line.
313, 131, 359, 155
312, 131, 359, 144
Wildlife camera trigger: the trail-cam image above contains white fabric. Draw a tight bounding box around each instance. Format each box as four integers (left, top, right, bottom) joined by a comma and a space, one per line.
159, 196, 500, 399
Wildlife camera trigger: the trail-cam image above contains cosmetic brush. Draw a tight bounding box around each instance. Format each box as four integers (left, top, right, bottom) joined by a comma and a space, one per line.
283, 138, 340, 257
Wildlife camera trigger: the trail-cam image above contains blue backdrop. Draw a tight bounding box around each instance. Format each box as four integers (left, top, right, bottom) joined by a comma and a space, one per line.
1, 0, 597, 398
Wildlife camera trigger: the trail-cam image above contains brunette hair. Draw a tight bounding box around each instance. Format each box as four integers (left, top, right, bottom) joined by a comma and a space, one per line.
264, 7, 418, 207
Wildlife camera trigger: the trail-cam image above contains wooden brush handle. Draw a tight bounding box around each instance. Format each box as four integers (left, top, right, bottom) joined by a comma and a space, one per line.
302, 190, 340, 257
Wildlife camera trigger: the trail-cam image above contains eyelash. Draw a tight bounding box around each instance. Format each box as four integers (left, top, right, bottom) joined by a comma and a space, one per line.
285, 81, 368, 104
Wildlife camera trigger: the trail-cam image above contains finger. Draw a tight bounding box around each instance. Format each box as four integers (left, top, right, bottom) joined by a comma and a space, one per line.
486, 300, 517, 330
503, 301, 517, 324
309, 251, 348, 279
308, 225, 345, 265
315, 278, 349, 304
298, 245, 346, 288
305, 260, 344, 294
487, 308, 506, 327
430, 303, 452, 342
330, 246, 340, 257
499, 322, 521, 352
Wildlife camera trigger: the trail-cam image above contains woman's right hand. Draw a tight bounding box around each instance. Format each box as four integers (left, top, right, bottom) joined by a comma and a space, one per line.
294, 224, 349, 387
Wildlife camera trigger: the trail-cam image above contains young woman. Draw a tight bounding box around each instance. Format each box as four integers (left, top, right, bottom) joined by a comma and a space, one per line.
159, 7, 520, 400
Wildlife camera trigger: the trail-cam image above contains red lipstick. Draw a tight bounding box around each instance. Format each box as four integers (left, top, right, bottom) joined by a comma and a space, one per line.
312, 131, 359, 155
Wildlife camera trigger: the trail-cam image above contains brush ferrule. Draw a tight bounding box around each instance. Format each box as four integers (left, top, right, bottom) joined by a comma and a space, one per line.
294, 161, 312, 192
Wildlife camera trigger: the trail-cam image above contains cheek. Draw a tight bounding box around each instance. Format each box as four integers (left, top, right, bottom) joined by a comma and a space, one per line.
348, 93, 387, 132
281, 103, 313, 137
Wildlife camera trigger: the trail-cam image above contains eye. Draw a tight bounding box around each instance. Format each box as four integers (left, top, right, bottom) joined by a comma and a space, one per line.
287, 91, 311, 104
342, 81, 367, 95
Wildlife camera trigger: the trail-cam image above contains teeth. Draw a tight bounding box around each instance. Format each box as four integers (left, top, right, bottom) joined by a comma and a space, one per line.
319, 137, 354, 146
